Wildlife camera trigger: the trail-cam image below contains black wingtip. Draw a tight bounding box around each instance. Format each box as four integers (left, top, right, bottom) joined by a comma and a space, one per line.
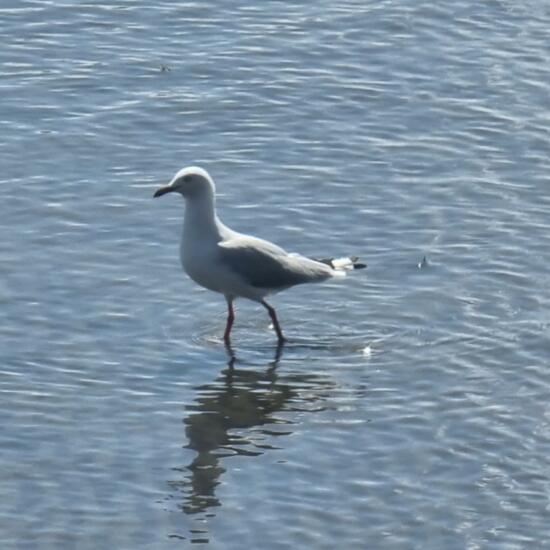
315, 258, 335, 268
312, 256, 367, 270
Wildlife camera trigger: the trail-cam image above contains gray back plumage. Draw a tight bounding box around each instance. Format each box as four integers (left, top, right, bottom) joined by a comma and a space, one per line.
218, 236, 332, 290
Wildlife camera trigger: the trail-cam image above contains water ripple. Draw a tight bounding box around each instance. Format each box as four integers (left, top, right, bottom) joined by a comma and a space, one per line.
2, 0, 550, 548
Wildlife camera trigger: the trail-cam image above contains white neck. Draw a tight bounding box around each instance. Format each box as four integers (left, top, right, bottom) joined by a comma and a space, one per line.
182, 191, 222, 245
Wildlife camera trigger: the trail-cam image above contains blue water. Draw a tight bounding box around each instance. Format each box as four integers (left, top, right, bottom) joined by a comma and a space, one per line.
2, 1, 550, 548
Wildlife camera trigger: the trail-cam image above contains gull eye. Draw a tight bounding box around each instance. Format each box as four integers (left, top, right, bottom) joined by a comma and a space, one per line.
183, 175, 192, 183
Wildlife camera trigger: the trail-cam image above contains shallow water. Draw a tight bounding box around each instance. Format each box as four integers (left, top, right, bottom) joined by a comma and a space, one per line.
2, 1, 550, 548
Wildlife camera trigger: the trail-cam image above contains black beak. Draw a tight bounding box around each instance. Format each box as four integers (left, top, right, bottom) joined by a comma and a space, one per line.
153, 185, 173, 198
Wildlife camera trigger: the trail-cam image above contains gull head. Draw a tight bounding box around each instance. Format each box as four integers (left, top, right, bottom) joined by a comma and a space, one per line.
153, 166, 215, 199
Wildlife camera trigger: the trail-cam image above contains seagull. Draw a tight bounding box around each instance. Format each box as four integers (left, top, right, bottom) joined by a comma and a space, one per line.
154, 167, 366, 346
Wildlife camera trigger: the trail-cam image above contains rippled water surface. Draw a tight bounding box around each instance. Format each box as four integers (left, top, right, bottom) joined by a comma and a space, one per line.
3, 1, 550, 548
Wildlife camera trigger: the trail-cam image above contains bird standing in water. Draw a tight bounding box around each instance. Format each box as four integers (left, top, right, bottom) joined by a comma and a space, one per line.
154, 167, 365, 346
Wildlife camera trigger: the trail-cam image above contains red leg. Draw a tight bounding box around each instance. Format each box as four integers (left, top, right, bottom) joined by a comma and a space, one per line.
224, 296, 235, 344
261, 300, 286, 344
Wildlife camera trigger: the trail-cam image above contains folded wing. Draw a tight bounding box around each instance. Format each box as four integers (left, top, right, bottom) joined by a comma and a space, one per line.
218, 236, 333, 291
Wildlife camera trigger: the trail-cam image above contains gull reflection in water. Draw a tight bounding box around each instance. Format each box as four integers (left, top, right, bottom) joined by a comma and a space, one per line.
168, 346, 335, 517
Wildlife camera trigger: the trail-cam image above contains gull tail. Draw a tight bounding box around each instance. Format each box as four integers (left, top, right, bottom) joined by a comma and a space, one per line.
313, 256, 367, 271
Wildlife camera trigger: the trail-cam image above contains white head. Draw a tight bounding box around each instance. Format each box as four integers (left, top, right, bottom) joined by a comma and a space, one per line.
153, 166, 215, 200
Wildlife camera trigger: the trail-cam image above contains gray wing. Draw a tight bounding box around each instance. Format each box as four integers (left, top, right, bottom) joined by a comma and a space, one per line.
218, 236, 333, 290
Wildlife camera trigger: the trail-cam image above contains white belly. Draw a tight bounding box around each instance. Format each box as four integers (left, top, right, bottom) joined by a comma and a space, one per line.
181, 242, 266, 300
181, 245, 222, 293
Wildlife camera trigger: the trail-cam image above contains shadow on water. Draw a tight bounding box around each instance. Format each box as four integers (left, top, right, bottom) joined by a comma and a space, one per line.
167, 344, 336, 520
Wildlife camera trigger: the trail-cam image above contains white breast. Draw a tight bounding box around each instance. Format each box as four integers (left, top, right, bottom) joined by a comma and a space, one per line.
181, 237, 220, 292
